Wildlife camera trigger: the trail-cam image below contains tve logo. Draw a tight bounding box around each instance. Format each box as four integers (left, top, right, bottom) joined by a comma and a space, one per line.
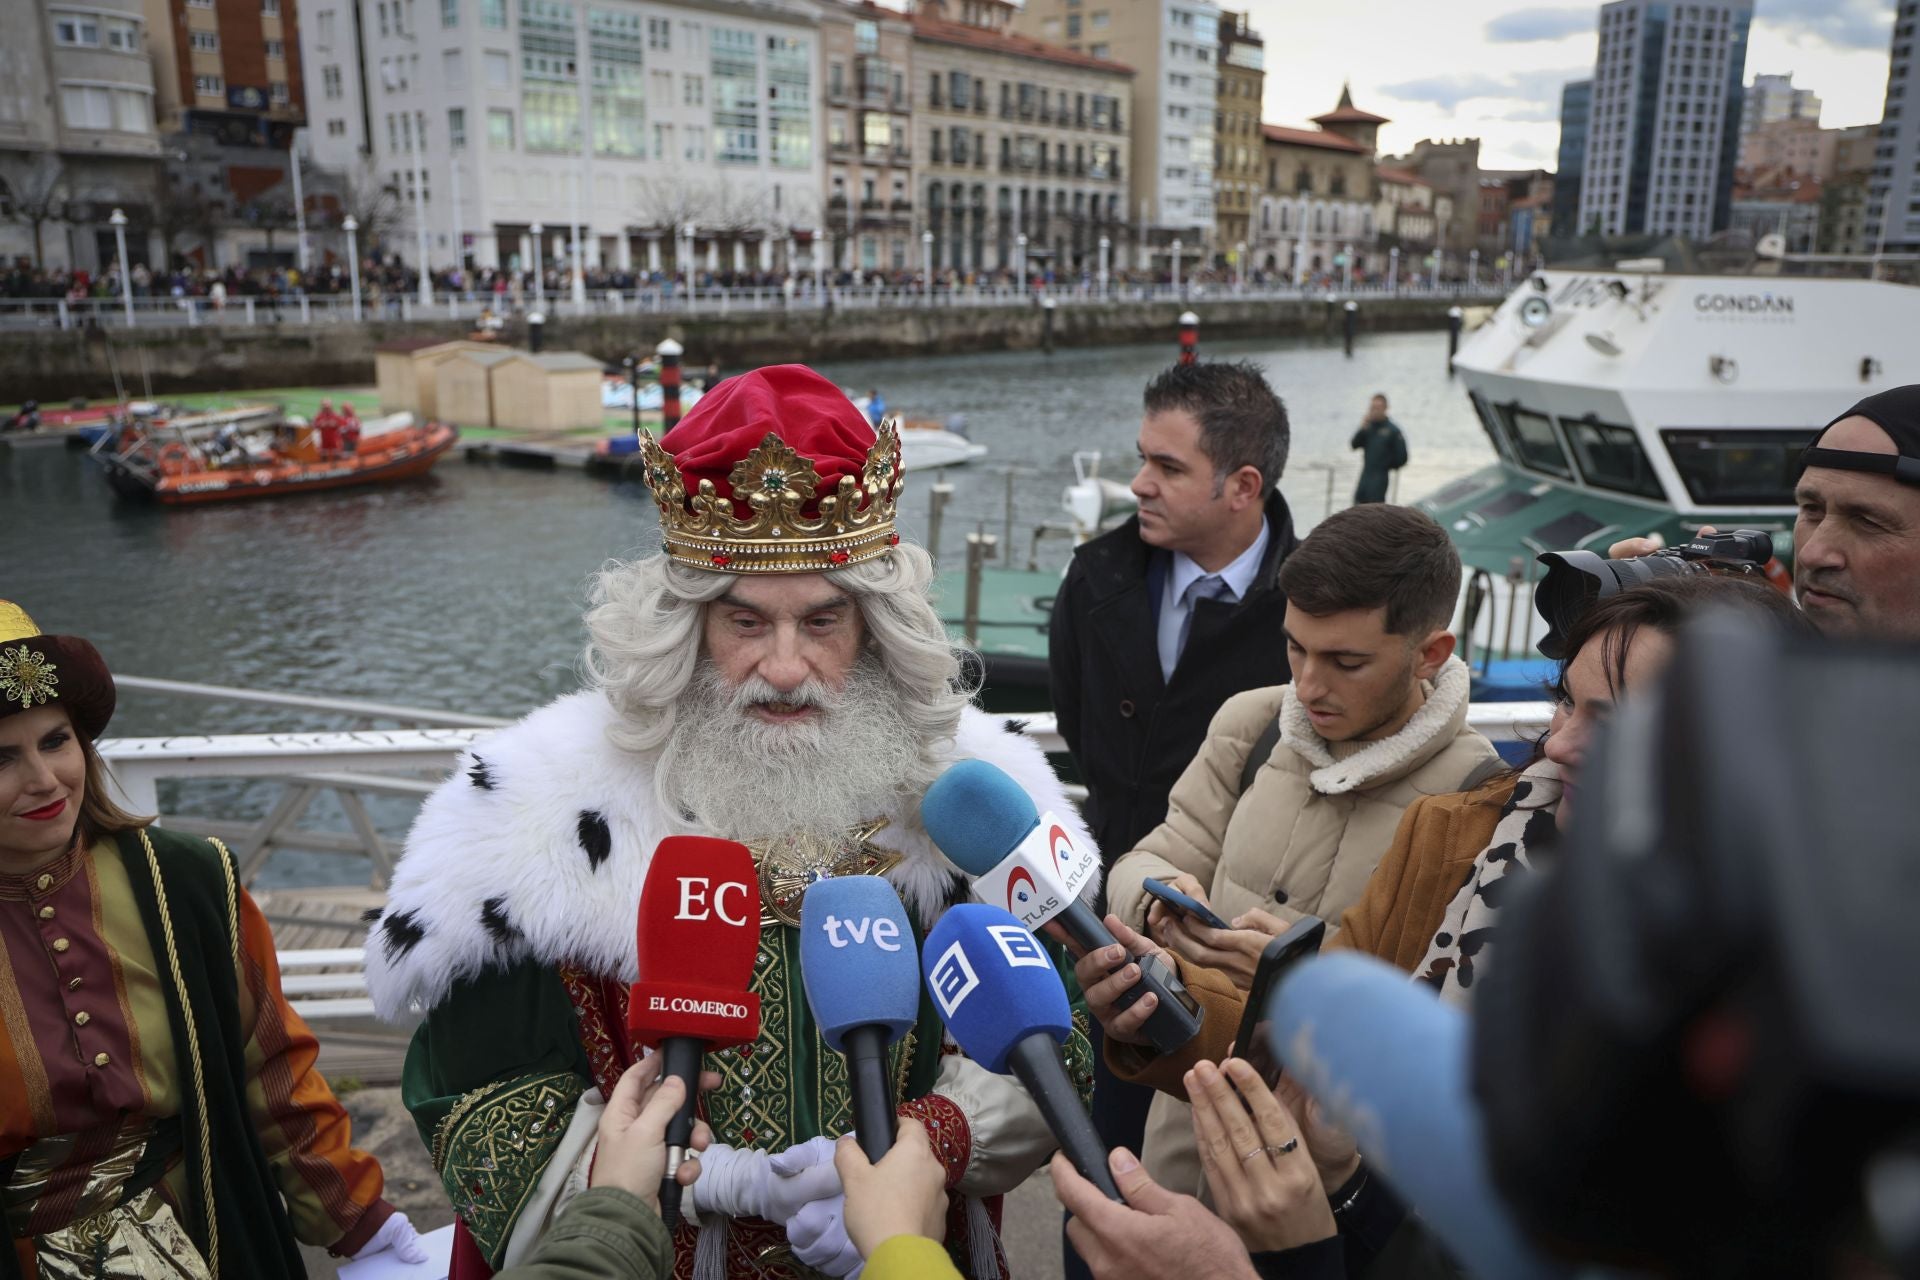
928, 941, 980, 1018
676, 877, 751, 926
820, 913, 904, 951
989, 924, 1051, 969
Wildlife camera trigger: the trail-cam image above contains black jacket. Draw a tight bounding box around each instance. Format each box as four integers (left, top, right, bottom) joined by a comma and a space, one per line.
1047, 490, 1301, 876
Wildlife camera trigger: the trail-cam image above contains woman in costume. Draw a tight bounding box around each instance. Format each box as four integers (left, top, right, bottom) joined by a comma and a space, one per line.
0, 601, 423, 1278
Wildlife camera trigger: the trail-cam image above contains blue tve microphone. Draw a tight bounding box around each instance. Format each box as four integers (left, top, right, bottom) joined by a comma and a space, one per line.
923, 760, 1203, 1056
1268, 953, 1569, 1280
800, 876, 921, 1162
922, 904, 1122, 1201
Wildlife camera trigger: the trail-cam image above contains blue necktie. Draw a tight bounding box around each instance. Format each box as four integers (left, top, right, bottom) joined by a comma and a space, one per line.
1176, 574, 1229, 665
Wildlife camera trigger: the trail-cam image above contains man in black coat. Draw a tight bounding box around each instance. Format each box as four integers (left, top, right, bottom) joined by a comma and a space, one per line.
1351, 392, 1409, 505
1048, 360, 1299, 1279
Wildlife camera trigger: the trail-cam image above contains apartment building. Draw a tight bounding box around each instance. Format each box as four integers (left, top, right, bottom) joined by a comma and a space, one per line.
301, 0, 825, 274
1577, 0, 1754, 238
1011, 0, 1217, 268
910, 0, 1132, 275
819, 0, 912, 273
1213, 8, 1260, 267
2, 0, 163, 271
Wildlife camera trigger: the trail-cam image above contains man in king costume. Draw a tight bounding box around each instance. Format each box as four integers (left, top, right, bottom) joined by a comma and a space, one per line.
366, 365, 1097, 1279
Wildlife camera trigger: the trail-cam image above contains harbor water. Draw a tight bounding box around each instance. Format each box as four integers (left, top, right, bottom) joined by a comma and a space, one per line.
4, 330, 1490, 884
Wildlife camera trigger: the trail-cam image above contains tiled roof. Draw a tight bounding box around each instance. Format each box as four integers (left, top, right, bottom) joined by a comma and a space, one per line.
1312, 105, 1390, 126
911, 16, 1135, 75
1375, 166, 1430, 187
1261, 124, 1371, 154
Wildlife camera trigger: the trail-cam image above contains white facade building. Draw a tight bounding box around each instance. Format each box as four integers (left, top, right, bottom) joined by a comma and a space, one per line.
1576, 0, 1753, 239
1739, 71, 1821, 136
299, 0, 826, 274
1868, 0, 1919, 254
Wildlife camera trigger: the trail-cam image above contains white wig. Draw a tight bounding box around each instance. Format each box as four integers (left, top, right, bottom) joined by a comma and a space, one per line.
580, 542, 976, 766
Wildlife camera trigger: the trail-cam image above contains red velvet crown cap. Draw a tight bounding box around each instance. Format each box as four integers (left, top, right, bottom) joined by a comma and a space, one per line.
658, 364, 879, 519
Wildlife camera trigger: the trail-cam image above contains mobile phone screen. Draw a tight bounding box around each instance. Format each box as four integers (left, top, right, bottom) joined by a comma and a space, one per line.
1235, 917, 1326, 1093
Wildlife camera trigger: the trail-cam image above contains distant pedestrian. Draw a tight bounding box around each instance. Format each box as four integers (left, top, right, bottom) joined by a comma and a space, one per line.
339, 402, 362, 454
866, 388, 887, 426
1350, 392, 1408, 504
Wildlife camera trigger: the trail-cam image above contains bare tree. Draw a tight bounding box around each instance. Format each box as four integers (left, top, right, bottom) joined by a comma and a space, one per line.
238, 189, 300, 260
332, 159, 403, 247
0, 152, 68, 268
151, 170, 224, 269
706, 179, 773, 237
633, 176, 712, 233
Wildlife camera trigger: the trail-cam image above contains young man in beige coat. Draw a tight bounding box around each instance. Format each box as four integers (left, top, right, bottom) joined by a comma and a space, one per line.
1104, 503, 1500, 1192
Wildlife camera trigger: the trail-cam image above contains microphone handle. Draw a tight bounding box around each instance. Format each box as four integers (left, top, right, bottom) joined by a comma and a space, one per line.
842, 1024, 898, 1163
1005, 1034, 1122, 1202
1055, 900, 1205, 1057
657, 1036, 705, 1227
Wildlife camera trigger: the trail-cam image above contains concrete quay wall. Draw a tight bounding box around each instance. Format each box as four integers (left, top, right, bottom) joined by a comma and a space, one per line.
1, 295, 1495, 402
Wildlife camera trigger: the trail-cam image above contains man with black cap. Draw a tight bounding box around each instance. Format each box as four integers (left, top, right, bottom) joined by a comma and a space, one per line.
1614, 385, 1920, 642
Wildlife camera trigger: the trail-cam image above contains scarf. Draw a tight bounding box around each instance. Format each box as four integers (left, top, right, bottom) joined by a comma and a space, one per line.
1414, 760, 1562, 1008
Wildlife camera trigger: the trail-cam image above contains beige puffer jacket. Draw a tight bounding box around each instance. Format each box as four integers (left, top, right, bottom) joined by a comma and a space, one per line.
1106, 655, 1497, 1193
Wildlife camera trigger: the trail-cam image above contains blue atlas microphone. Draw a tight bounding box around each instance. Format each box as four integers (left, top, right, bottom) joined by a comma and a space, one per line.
800, 876, 921, 1162
922, 904, 1123, 1201
922, 760, 1203, 1056
1268, 953, 1569, 1280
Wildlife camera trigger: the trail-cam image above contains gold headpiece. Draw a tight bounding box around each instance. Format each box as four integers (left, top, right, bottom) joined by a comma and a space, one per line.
637, 419, 905, 573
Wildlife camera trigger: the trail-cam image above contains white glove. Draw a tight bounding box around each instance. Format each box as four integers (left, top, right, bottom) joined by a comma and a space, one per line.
350, 1209, 428, 1263
685, 1139, 842, 1223
785, 1192, 864, 1278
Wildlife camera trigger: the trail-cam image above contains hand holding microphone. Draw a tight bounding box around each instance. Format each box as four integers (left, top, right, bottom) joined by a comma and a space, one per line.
922, 903, 1122, 1201
923, 761, 1204, 1056
626, 836, 763, 1226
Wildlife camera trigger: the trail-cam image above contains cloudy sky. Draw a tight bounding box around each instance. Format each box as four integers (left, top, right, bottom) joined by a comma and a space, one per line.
1245, 0, 1901, 169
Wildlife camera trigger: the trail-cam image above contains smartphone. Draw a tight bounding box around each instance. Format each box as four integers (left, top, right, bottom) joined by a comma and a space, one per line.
1233, 916, 1327, 1093
1141, 877, 1233, 931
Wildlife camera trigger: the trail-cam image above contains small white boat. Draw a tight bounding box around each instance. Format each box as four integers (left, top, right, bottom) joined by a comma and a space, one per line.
899, 427, 989, 471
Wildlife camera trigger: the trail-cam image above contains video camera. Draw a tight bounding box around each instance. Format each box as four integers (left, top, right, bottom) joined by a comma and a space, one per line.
1473, 614, 1920, 1277
1533, 529, 1775, 659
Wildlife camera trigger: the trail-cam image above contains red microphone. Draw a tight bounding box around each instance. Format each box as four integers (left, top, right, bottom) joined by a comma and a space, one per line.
628, 836, 762, 1225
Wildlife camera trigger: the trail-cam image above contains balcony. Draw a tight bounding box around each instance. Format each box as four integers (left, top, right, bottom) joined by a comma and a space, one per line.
827, 82, 850, 107
829, 140, 854, 159
889, 146, 912, 167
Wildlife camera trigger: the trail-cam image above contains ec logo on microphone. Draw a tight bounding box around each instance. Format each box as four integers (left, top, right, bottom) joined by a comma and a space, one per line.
928, 941, 980, 1018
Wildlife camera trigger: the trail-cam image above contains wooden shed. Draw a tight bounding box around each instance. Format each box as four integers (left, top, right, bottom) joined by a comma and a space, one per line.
489, 352, 606, 432
375, 338, 501, 415
435, 349, 516, 427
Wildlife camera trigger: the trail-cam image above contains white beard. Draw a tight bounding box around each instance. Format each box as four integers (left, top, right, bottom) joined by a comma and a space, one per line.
658, 652, 930, 842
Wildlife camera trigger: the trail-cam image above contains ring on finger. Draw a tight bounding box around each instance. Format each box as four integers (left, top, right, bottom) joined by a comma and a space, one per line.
1264, 1139, 1299, 1156
1238, 1145, 1266, 1163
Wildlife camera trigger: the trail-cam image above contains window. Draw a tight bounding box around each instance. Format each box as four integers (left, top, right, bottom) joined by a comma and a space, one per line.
710, 26, 758, 164
443, 48, 463, 84
105, 18, 139, 49
189, 29, 218, 50
194, 73, 224, 95
377, 1, 388, 35
1564, 417, 1666, 499
1090, 42, 1109, 59
766, 34, 810, 169
442, 0, 456, 22
322, 65, 343, 98
1497, 405, 1574, 478
270, 81, 289, 104
327, 118, 347, 135
485, 49, 511, 88
487, 107, 514, 148
1092, 9, 1108, 26
265, 38, 284, 57
317, 10, 335, 43
1661, 429, 1814, 505
684, 74, 703, 105
448, 105, 466, 146
61, 84, 114, 127
481, 0, 504, 26
54, 14, 100, 45
646, 16, 668, 49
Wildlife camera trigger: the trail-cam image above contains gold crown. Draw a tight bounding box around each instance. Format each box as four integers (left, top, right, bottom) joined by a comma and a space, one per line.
637, 419, 905, 573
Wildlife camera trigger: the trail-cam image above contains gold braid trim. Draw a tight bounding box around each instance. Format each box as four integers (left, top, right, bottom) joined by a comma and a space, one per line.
140, 828, 221, 1278
429, 1072, 586, 1265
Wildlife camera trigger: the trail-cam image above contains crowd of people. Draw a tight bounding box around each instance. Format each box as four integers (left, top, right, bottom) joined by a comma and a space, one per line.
4, 363, 1914, 1280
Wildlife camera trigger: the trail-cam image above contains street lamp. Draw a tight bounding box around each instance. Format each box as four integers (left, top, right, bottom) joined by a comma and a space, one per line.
1235, 240, 1246, 292
1389, 246, 1400, 295
531, 221, 545, 310
1015, 232, 1028, 292
1097, 235, 1110, 299
109, 208, 133, 327
1171, 238, 1183, 295
1341, 242, 1353, 294
921, 229, 933, 291
342, 215, 361, 319
1469, 248, 1480, 290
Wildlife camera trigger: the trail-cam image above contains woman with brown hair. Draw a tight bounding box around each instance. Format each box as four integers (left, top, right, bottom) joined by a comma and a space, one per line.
0, 601, 424, 1278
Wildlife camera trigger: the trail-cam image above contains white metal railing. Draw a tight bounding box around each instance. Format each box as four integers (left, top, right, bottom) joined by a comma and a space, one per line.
1, 282, 1506, 331
101, 673, 1552, 893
